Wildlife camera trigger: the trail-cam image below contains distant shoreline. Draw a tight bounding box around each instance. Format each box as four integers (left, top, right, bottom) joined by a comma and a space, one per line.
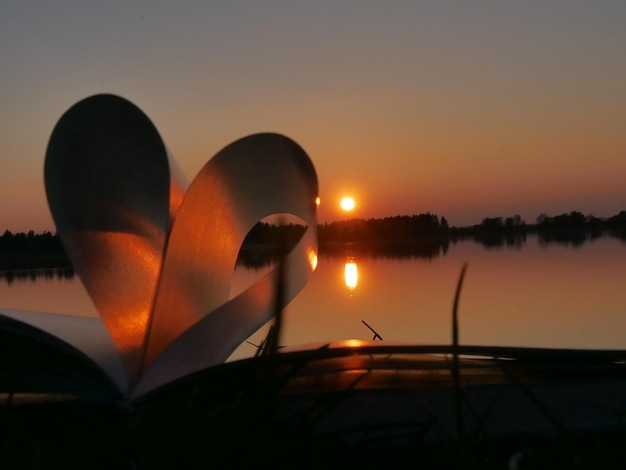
1, 229, 624, 277
1, 210, 624, 272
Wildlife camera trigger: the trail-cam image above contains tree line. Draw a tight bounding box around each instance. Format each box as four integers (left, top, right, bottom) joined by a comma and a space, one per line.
2, 209, 625, 270
0, 230, 69, 270
451, 210, 626, 248
469, 210, 626, 232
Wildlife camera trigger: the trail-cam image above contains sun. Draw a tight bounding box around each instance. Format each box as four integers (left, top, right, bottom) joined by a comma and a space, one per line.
340, 197, 355, 211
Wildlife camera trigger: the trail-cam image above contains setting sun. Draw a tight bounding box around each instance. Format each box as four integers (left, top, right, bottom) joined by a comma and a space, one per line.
340, 197, 355, 211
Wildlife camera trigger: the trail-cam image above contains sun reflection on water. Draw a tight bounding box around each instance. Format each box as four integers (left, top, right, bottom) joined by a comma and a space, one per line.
344, 259, 358, 290
308, 248, 318, 271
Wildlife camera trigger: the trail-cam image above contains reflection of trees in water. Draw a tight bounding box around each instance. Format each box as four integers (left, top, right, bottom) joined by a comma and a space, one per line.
538, 229, 593, 247
319, 239, 448, 261
237, 240, 447, 268
468, 229, 609, 249
608, 229, 626, 243
472, 231, 527, 250
236, 238, 449, 268
236, 245, 281, 269
0, 267, 74, 285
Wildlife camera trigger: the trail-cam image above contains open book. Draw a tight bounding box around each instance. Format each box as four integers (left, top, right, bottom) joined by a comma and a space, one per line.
0, 95, 318, 401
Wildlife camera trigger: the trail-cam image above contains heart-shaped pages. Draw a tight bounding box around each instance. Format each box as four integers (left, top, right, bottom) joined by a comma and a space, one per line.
44, 94, 318, 393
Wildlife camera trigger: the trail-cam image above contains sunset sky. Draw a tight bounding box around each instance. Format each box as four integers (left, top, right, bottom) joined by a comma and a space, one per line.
2, 2, 625, 232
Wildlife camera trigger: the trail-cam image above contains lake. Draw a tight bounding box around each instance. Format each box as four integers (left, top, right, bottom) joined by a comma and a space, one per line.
1, 234, 625, 362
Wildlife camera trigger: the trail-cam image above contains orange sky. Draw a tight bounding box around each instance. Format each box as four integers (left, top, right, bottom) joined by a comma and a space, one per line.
2, 2, 625, 232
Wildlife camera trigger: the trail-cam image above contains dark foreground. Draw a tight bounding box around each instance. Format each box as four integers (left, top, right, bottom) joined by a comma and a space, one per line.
3, 342, 626, 469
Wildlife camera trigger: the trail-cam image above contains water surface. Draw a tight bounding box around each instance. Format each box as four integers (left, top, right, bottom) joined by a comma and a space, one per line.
1, 235, 625, 362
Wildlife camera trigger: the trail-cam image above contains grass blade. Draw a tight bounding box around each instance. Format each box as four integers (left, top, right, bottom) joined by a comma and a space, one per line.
452, 263, 468, 439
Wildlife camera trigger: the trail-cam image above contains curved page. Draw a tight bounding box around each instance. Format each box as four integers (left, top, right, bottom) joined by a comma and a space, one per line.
45, 94, 188, 381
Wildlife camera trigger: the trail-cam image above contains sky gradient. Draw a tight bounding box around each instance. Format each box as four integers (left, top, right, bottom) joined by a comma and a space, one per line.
2, 1, 625, 232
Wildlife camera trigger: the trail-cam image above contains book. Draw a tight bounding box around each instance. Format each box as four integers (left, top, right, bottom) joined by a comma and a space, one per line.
0, 94, 319, 401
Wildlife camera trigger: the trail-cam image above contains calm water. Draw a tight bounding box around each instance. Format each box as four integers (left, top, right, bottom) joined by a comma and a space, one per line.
1, 235, 625, 361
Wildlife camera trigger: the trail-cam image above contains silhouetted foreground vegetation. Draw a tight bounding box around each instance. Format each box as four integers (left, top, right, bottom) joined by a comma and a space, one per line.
2, 210, 625, 273
4, 343, 626, 468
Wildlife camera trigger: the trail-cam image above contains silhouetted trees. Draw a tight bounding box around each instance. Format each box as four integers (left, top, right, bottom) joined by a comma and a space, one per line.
534, 211, 610, 246
607, 211, 626, 228
469, 215, 526, 248
1, 209, 625, 271
536, 211, 585, 228
0, 230, 64, 253
318, 213, 446, 243
242, 222, 306, 246
0, 230, 69, 270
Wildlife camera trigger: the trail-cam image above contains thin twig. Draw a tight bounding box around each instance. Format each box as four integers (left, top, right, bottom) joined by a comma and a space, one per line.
361, 320, 383, 340
452, 263, 468, 439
